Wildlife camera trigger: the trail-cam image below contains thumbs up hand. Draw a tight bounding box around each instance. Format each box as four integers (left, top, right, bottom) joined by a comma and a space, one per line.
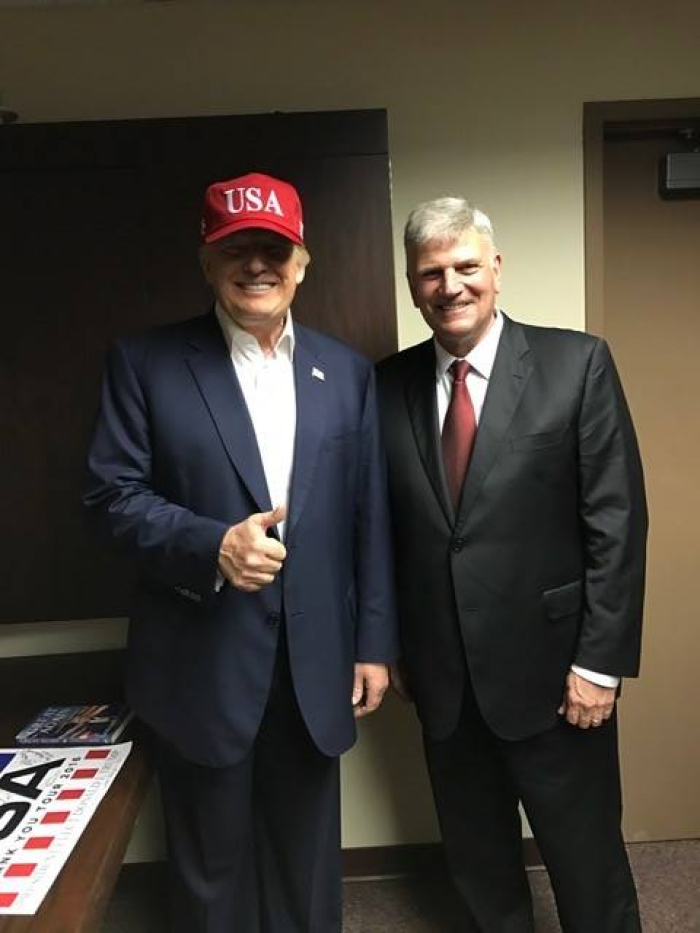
218, 504, 287, 592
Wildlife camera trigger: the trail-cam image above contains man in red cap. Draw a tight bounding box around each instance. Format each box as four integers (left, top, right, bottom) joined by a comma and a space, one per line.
84, 172, 397, 932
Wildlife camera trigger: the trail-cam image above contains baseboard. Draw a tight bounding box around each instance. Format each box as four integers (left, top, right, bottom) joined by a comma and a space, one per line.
115, 840, 544, 885
341, 838, 543, 879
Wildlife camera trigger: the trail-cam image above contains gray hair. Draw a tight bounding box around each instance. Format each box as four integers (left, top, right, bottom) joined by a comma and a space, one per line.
404, 197, 495, 251
294, 244, 311, 268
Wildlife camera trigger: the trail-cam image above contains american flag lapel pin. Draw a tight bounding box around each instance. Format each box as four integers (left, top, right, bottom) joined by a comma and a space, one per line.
312, 367, 325, 381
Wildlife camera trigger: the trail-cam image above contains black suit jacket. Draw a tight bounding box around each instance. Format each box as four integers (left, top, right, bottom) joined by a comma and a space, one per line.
377, 314, 647, 742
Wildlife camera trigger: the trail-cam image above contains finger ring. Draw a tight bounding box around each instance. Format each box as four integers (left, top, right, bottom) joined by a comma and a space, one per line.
592, 719, 601, 725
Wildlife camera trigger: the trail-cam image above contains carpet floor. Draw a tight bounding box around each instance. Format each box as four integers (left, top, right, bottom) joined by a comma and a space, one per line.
103, 839, 700, 932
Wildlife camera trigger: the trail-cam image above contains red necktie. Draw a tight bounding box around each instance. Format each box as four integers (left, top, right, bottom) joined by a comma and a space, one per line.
442, 360, 476, 509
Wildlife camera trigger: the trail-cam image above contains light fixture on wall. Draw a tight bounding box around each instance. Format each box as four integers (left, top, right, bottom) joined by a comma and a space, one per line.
659, 125, 700, 200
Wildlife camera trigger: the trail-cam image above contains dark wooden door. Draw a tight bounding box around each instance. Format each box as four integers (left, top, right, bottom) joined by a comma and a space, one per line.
0, 110, 396, 622
602, 123, 700, 841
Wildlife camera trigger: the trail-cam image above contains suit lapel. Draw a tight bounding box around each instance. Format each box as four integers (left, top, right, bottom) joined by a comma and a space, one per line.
184, 312, 272, 513
405, 341, 453, 526
286, 327, 327, 541
458, 315, 533, 521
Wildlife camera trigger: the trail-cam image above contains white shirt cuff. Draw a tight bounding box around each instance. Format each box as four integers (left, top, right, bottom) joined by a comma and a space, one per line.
571, 664, 620, 689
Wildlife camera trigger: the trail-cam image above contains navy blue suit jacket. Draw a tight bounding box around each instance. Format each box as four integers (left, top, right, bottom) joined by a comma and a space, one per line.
85, 311, 398, 766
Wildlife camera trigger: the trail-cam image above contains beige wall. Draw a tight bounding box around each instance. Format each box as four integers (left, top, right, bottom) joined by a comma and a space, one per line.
1, 0, 699, 859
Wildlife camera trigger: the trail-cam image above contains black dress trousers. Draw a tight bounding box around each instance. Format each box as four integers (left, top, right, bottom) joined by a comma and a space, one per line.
423, 672, 641, 933
155, 622, 342, 933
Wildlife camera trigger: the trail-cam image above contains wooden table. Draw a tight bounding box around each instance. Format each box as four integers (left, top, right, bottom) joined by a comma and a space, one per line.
0, 652, 153, 933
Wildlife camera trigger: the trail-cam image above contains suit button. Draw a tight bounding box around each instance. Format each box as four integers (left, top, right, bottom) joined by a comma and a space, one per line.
266, 612, 280, 626
452, 538, 465, 552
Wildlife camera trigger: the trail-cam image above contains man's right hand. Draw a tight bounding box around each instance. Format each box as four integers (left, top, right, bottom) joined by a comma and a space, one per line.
218, 505, 287, 592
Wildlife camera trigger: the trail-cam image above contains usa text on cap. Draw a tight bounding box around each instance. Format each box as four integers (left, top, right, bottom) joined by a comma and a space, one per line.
201, 172, 305, 246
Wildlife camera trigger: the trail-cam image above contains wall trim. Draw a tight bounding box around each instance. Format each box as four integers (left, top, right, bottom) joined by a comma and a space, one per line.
113, 840, 545, 888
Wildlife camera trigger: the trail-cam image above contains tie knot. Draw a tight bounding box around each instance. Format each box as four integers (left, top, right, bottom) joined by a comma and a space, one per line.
450, 359, 470, 383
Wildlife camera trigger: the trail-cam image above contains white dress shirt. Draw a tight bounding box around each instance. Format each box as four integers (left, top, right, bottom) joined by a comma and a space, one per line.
433, 311, 619, 690
215, 303, 296, 542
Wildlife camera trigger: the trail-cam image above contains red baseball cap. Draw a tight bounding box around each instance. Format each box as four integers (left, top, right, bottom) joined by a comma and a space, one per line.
201, 172, 305, 246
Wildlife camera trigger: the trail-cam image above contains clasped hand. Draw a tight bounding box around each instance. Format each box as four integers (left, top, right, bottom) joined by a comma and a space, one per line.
352, 663, 389, 719
218, 505, 287, 592
558, 671, 616, 730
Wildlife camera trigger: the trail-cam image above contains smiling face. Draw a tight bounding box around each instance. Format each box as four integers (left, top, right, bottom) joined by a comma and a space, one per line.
200, 228, 307, 341
407, 228, 501, 356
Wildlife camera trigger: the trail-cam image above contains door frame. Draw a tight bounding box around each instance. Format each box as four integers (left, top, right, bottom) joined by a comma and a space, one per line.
583, 97, 700, 335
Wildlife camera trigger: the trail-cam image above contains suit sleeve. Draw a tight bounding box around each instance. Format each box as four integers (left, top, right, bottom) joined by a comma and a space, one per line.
575, 338, 648, 676
353, 367, 399, 663
83, 339, 229, 596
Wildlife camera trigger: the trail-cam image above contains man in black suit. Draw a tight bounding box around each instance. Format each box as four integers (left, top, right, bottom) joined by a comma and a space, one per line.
84, 173, 397, 932
377, 197, 647, 932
